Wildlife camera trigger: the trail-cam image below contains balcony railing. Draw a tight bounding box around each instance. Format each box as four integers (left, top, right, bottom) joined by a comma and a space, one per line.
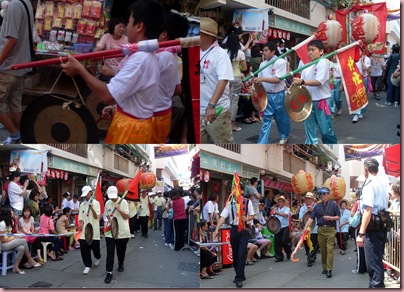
266, 0, 310, 19
47, 144, 88, 158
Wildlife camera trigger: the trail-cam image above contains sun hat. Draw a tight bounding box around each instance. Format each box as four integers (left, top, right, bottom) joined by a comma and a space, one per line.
305, 192, 315, 199
274, 195, 287, 203
81, 186, 92, 197
200, 17, 222, 39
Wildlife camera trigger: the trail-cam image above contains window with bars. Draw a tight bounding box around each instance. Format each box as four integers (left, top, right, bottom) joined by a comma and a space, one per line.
266, 0, 310, 19
216, 144, 241, 154
47, 144, 88, 158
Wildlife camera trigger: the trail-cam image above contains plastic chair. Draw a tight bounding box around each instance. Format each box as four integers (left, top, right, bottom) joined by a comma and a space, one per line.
1, 250, 17, 276
41, 242, 53, 262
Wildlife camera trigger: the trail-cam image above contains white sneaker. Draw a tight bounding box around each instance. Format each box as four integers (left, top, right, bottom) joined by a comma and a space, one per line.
337, 108, 342, 115
94, 258, 100, 266
358, 114, 363, 119
394, 102, 399, 107
352, 115, 359, 123
165, 243, 169, 247
2, 136, 21, 144
279, 137, 288, 145
169, 244, 174, 250
131, 234, 135, 239
83, 267, 92, 274
385, 102, 392, 106
256, 250, 261, 258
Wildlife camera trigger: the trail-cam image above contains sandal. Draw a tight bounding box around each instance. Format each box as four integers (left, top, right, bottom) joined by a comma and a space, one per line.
242, 118, 252, 124
52, 256, 63, 261
245, 261, 254, 265
200, 275, 214, 279
232, 127, 242, 132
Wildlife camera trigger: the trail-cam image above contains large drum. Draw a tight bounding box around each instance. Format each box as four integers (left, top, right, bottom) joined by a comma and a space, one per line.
267, 216, 281, 234
20, 94, 99, 143
111, 217, 119, 239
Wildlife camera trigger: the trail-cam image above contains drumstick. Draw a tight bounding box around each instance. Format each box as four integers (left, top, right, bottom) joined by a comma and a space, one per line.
11, 37, 199, 70
278, 40, 363, 81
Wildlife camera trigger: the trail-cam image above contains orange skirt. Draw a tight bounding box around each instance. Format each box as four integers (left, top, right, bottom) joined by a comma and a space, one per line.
105, 110, 152, 143
151, 110, 172, 143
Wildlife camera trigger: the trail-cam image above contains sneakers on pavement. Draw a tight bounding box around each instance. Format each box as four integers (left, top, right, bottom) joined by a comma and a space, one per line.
94, 258, 100, 266
385, 102, 392, 106
279, 137, 288, 145
165, 243, 169, 247
358, 114, 363, 119
376, 94, 380, 100
394, 102, 399, 107
3, 136, 21, 144
352, 115, 359, 123
83, 267, 92, 274
131, 234, 135, 239
104, 272, 113, 284
169, 244, 174, 250
337, 108, 342, 115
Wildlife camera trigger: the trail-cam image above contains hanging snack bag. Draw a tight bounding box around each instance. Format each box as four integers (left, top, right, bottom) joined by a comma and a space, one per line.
45, 1, 54, 17
35, 4, 45, 19
85, 20, 96, 37
82, 1, 92, 17
91, 1, 102, 19
35, 21, 44, 37
94, 27, 104, 39
73, 4, 82, 19
65, 18, 74, 30
44, 17, 53, 31
77, 19, 88, 35
64, 4, 73, 18
53, 17, 62, 28
57, 3, 65, 18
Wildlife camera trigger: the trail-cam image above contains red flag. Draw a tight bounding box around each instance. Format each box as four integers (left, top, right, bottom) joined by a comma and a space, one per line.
95, 175, 104, 215
337, 45, 368, 114
295, 40, 312, 65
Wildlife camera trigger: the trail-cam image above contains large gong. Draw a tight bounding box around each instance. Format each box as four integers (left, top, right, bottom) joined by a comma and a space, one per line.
303, 211, 315, 229
111, 217, 119, 239
84, 223, 94, 245
284, 86, 313, 122
267, 216, 281, 234
251, 82, 268, 112
20, 94, 99, 143
79, 85, 111, 138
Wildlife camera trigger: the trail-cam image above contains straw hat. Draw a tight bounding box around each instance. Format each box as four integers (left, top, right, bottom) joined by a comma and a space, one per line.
305, 192, 315, 199
274, 195, 287, 203
339, 199, 350, 208
200, 17, 222, 39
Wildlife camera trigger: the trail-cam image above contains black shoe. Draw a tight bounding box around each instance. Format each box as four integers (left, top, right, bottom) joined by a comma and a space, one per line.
153, 228, 157, 231
104, 272, 113, 284
233, 277, 246, 283
307, 262, 313, 267
144, 234, 148, 238
286, 254, 291, 260
322, 270, 327, 274
274, 259, 283, 263
326, 271, 332, 278
235, 281, 243, 288
118, 264, 124, 272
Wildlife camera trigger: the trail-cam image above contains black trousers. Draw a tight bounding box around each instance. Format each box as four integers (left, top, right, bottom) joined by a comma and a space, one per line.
354, 228, 367, 274
174, 218, 187, 251
364, 230, 386, 288
304, 233, 319, 263
79, 239, 101, 268
230, 226, 249, 282
336, 232, 349, 250
129, 215, 138, 234
275, 227, 292, 260
139, 216, 149, 236
105, 237, 129, 272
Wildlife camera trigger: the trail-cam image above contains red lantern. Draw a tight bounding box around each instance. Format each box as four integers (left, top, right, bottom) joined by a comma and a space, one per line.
352, 13, 380, 44
323, 175, 346, 202
315, 20, 342, 48
291, 170, 314, 195
116, 178, 133, 195
139, 172, 156, 189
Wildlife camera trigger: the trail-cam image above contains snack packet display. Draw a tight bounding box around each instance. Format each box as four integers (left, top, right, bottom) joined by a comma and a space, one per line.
73, 4, 82, 19
91, 1, 102, 19
85, 20, 96, 37
77, 19, 88, 35
45, 1, 54, 17
44, 17, 53, 31
35, 4, 45, 19
65, 18, 74, 30
82, 1, 92, 17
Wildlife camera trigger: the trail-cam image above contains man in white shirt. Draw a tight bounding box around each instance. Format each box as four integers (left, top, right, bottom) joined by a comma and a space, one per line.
273, 195, 292, 262
69, 194, 80, 212
200, 17, 234, 143
201, 193, 220, 227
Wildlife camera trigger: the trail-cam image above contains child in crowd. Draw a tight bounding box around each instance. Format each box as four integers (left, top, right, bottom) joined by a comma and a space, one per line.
290, 219, 303, 251
253, 219, 272, 258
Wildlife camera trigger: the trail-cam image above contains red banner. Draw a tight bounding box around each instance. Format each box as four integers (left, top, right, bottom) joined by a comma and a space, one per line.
337, 46, 368, 114
336, 3, 387, 44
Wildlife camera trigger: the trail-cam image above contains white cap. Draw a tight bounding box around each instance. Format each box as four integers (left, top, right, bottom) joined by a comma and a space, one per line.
107, 186, 118, 199
81, 186, 92, 197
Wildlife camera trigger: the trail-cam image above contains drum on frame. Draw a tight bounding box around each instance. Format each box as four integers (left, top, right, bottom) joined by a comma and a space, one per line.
267, 216, 281, 234
20, 94, 99, 143
111, 217, 119, 239
390, 74, 400, 87
251, 82, 268, 112
284, 85, 313, 122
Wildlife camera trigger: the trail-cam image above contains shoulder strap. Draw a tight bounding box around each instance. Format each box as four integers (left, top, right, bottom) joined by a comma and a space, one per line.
18, 0, 35, 59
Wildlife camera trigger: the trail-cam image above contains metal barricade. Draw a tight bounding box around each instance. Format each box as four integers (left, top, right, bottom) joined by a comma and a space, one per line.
383, 213, 400, 272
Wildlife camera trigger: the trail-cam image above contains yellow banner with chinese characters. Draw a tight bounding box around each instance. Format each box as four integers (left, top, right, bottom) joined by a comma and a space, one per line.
336, 46, 368, 114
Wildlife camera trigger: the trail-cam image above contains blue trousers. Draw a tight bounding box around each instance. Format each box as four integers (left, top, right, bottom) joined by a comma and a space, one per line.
328, 79, 342, 113
230, 226, 249, 282
304, 100, 338, 144
258, 91, 290, 144
364, 230, 386, 288
164, 218, 174, 245
386, 73, 400, 103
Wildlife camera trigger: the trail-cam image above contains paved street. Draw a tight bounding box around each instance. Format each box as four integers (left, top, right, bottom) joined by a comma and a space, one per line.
232, 90, 401, 144
0, 228, 199, 288
200, 240, 400, 289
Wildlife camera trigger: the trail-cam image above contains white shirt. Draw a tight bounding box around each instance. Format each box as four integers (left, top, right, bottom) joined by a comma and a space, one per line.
356, 55, 371, 77
104, 199, 130, 239
8, 181, 24, 210
200, 41, 234, 115
258, 56, 286, 93
61, 198, 70, 210
201, 201, 219, 223
331, 61, 341, 78
274, 206, 290, 228
360, 176, 389, 215
220, 199, 254, 225
79, 199, 101, 240
107, 51, 159, 119
156, 51, 181, 112
301, 58, 331, 101
370, 57, 384, 77
68, 199, 80, 211
299, 203, 318, 234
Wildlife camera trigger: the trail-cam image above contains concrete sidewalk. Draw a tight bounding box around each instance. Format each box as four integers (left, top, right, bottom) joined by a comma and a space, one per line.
0, 228, 199, 288
201, 243, 400, 289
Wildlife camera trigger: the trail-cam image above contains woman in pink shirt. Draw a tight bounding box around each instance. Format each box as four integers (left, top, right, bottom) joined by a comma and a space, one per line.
39, 204, 64, 261
93, 17, 129, 80
170, 188, 187, 251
